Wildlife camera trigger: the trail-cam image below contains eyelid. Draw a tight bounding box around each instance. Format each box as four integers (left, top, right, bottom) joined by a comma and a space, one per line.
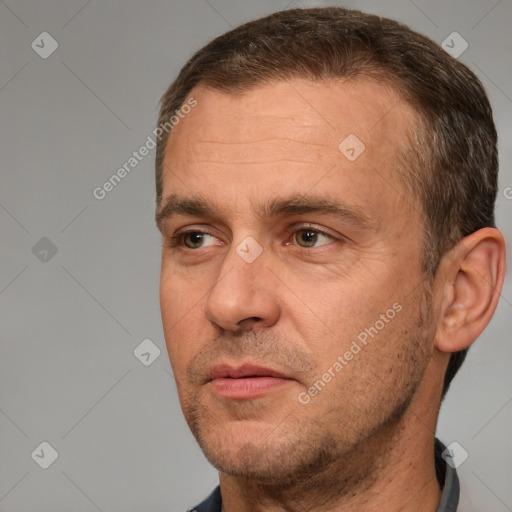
288, 222, 338, 239
168, 222, 341, 249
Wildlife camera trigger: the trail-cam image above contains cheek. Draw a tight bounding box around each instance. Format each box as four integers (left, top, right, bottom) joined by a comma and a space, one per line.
160, 261, 203, 324
289, 278, 378, 348
290, 276, 412, 389
159, 269, 203, 375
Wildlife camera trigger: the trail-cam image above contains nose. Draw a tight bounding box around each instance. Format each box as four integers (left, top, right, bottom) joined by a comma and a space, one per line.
204, 242, 280, 332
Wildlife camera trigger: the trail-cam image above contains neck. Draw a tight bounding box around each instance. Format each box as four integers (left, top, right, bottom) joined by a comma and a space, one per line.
219, 363, 444, 512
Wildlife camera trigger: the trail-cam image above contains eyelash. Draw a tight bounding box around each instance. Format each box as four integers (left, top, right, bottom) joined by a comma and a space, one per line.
167, 224, 337, 250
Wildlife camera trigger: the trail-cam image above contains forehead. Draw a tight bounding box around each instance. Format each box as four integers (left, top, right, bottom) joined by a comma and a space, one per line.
168, 78, 414, 146
160, 78, 419, 229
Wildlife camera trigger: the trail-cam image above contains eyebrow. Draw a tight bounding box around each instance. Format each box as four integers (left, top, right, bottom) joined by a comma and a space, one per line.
155, 193, 376, 232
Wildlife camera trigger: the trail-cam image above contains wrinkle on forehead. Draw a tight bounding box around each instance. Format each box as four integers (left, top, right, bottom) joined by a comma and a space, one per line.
166, 79, 415, 167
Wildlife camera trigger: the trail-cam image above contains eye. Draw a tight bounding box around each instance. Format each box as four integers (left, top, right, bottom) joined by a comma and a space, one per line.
170, 231, 220, 249
167, 225, 338, 251
292, 227, 335, 248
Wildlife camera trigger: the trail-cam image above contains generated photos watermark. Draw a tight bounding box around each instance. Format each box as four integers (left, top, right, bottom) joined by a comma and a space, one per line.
298, 301, 403, 404
92, 97, 197, 200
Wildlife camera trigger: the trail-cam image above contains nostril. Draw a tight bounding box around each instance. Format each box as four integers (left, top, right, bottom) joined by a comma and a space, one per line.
236, 317, 264, 332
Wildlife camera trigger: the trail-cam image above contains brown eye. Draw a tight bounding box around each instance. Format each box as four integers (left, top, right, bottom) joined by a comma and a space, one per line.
294, 228, 333, 248
295, 229, 318, 247
170, 231, 219, 250
183, 232, 206, 249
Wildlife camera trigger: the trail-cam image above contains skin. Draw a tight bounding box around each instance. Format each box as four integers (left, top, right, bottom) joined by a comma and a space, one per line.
157, 79, 506, 511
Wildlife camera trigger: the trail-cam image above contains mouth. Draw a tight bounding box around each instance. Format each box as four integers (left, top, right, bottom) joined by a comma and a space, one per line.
208, 362, 296, 399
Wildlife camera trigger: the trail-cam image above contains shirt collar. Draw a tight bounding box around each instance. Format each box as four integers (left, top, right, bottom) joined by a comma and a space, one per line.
436, 447, 460, 512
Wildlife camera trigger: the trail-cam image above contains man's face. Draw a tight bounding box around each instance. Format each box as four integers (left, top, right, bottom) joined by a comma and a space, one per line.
158, 79, 436, 480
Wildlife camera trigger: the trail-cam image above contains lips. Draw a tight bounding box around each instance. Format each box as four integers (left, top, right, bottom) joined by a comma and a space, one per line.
208, 362, 295, 399
210, 363, 291, 380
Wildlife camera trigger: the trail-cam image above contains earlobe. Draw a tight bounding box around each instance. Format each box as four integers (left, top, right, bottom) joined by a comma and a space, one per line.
434, 228, 506, 354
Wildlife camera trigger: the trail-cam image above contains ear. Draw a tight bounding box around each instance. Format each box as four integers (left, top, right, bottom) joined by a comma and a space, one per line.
434, 227, 506, 353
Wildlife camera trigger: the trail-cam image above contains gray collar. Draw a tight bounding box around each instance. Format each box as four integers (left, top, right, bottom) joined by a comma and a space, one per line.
436, 458, 460, 512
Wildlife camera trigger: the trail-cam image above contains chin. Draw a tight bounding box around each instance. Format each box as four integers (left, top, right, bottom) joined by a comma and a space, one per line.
196, 418, 340, 484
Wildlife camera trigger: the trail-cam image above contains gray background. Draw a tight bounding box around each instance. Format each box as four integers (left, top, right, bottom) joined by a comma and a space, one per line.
0, 0, 510, 511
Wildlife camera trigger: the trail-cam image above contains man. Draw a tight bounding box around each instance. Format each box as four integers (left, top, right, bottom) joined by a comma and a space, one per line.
155, 7, 506, 512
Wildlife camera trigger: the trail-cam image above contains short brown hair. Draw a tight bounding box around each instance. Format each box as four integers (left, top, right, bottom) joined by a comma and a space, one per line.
155, 7, 498, 397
